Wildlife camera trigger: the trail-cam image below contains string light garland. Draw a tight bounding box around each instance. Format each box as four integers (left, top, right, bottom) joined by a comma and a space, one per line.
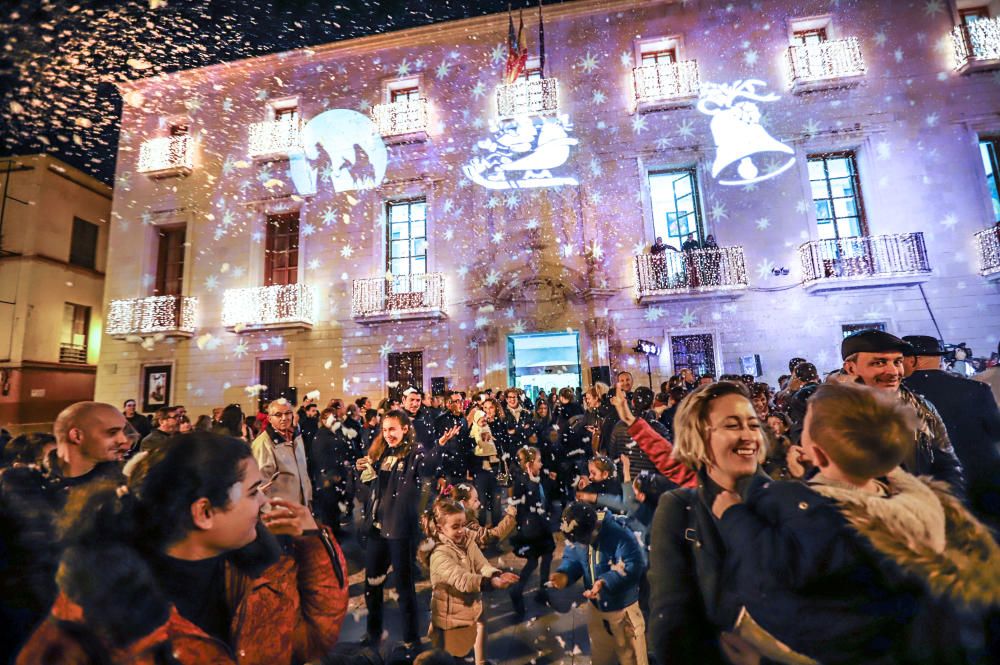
799, 232, 931, 283
953, 16, 1000, 70
105, 295, 197, 336
352, 273, 445, 318
974, 226, 1000, 276
222, 283, 317, 329
633, 60, 700, 103
372, 98, 430, 137
496, 78, 559, 118
785, 37, 865, 86
137, 135, 193, 175
633, 247, 748, 301
248, 118, 302, 157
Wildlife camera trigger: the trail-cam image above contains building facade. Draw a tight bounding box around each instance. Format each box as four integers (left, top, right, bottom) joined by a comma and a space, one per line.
0, 154, 111, 428
96, 0, 1000, 414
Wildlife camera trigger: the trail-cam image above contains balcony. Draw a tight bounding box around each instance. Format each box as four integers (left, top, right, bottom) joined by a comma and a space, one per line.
975, 225, 1000, 281
632, 60, 700, 111
799, 233, 932, 293
372, 98, 430, 141
105, 295, 197, 338
222, 283, 316, 332
953, 17, 1000, 74
496, 78, 559, 118
786, 37, 866, 93
137, 135, 193, 177
248, 118, 303, 158
634, 247, 749, 304
352, 273, 446, 322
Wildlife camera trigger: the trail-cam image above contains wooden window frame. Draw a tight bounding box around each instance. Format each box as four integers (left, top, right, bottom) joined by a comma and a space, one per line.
793, 27, 828, 45
640, 48, 677, 65
390, 87, 421, 103
807, 151, 869, 239
154, 224, 186, 296
264, 212, 300, 287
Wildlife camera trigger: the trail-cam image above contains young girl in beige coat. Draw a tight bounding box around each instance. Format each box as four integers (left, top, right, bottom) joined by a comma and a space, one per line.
448, 482, 517, 549
422, 499, 519, 665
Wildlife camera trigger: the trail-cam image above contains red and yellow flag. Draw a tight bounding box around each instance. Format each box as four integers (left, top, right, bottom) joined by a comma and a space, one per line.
504, 9, 528, 84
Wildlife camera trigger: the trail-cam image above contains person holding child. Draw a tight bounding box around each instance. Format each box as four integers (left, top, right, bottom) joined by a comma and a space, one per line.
422, 498, 519, 665
713, 382, 1000, 664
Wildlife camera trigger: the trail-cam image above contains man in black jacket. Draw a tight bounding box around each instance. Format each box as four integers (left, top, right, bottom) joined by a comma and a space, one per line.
0, 402, 128, 661
433, 392, 471, 484
904, 335, 1000, 527
842, 330, 965, 494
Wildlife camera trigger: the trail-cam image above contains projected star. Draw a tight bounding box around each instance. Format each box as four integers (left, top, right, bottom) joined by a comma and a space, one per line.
592, 90, 607, 105
632, 115, 648, 134
680, 308, 697, 327
396, 59, 411, 76
340, 244, 354, 258
378, 342, 394, 359
755, 217, 771, 230
490, 44, 505, 65
924, 0, 944, 16
676, 119, 695, 140
436, 61, 451, 79
940, 213, 958, 230
472, 81, 486, 98
578, 52, 599, 74
756, 259, 776, 279
644, 306, 664, 322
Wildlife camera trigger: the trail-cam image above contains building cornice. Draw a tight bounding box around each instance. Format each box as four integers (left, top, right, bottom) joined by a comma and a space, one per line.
118, 0, 677, 92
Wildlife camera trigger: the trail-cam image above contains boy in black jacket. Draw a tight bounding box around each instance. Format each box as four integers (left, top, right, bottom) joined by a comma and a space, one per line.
714, 383, 1000, 665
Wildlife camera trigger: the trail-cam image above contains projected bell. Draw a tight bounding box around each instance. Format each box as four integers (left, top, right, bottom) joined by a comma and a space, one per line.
697, 80, 796, 186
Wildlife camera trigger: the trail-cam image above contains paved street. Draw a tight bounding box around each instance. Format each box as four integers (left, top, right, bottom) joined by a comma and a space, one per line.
337, 522, 596, 664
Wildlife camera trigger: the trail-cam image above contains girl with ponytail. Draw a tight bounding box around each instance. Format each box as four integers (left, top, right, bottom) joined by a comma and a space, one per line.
17, 431, 349, 665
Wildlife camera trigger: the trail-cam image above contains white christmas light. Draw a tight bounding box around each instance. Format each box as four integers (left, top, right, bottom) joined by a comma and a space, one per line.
222, 283, 316, 329
352, 273, 445, 318
372, 98, 430, 137
496, 78, 559, 118
137, 135, 193, 174
799, 233, 931, 283
633, 247, 748, 300
248, 118, 303, 156
953, 17, 1000, 69
632, 60, 700, 103
975, 227, 1000, 276
105, 295, 197, 336
785, 37, 866, 85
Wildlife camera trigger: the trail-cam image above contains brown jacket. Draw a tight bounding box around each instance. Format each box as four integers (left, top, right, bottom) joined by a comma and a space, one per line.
429, 537, 500, 629
17, 528, 349, 665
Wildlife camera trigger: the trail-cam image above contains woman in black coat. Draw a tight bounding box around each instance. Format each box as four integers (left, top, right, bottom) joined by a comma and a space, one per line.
647, 382, 770, 665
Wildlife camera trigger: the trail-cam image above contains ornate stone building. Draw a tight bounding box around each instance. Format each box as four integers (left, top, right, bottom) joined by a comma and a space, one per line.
96, 0, 1000, 413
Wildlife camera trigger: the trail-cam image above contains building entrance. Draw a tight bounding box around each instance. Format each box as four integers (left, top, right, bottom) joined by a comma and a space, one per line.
507, 332, 581, 403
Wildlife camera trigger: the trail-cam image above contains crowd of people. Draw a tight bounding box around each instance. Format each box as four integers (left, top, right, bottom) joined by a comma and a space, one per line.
1, 329, 999, 665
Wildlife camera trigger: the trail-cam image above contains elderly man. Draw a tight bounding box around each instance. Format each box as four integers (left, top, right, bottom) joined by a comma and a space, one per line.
903, 335, 1000, 527
841, 329, 964, 493
251, 398, 312, 507
0, 402, 128, 660
139, 406, 177, 453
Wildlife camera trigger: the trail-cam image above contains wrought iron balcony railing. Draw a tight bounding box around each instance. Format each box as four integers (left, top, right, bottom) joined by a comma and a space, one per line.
634, 247, 749, 302
953, 17, 1000, 73
105, 295, 197, 337
59, 343, 88, 364
786, 37, 866, 91
352, 273, 446, 320
222, 283, 316, 330
372, 98, 430, 138
496, 78, 559, 117
799, 233, 931, 286
248, 119, 303, 157
975, 225, 1000, 279
632, 60, 700, 106
137, 135, 193, 176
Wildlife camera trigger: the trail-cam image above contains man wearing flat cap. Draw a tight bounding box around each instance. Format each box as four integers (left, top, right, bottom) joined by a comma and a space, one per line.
841, 330, 964, 493
903, 335, 1000, 527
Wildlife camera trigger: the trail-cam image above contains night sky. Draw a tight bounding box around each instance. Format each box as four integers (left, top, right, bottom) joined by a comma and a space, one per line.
0, 0, 545, 185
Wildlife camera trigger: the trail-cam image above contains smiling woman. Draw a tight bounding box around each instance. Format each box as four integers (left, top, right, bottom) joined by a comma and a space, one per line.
647, 381, 771, 665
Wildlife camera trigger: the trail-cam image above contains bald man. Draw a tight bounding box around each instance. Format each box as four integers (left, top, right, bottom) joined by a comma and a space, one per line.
0, 401, 127, 660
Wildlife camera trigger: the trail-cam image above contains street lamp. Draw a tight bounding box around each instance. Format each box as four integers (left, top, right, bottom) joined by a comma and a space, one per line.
633, 339, 660, 389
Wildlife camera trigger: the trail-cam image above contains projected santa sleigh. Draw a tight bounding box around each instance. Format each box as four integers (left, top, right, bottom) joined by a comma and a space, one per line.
463, 115, 579, 190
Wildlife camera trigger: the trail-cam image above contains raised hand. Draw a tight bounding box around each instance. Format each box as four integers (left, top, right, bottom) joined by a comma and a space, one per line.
262, 498, 318, 536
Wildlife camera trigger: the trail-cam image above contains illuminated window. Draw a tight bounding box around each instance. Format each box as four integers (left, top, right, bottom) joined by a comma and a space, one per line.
258, 358, 291, 412
60, 303, 90, 364
169, 123, 189, 137
793, 28, 827, 46
264, 212, 299, 287
69, 217, 98, 270
388, 351, 423, 400
155, 226, 185, 296
961, 7, 990, 25
670, 333, 716, 377
808, 153, 866, 240
274, 106, 298, 122
641, 48, 677, 65
387, 199, 427, 281
979, 138, 1000, 221
648, 169, 703, 250
391, 87, 421, 102
842, 322, 887, 337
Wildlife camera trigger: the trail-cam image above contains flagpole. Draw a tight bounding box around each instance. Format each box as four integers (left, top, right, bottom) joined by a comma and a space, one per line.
538, 0, 545, 78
